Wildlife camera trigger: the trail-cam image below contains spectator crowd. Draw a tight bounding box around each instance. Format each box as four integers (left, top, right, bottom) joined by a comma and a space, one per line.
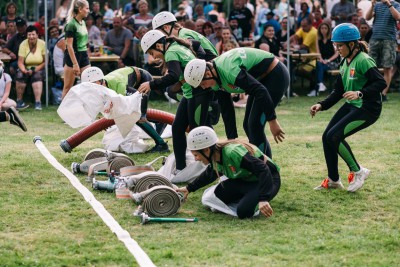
0, 0, 399, 111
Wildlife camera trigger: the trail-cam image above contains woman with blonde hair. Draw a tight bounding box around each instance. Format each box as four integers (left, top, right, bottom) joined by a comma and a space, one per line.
215, 26, 238, 55
62, 0, 90, 99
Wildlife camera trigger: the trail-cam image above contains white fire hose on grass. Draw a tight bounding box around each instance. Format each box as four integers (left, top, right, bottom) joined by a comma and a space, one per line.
33, 136, 155, 267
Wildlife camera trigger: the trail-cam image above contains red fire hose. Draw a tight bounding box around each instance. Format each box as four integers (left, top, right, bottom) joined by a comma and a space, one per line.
60, 109, 176, 153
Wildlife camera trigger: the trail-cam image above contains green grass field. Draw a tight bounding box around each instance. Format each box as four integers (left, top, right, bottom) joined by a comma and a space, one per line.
0, 93, 399, 266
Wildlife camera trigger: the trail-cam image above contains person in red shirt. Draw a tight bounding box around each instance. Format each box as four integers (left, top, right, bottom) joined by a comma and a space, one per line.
33, 15, 45, 39
312, 10, 323, 29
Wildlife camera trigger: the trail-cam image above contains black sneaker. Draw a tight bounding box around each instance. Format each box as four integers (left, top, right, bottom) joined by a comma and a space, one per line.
148, 143, 169, 153
7, 107, 27, 131
16, 100, 29, 110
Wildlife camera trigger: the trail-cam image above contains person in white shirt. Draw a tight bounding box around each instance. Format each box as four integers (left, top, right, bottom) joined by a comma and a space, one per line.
0, 60, 16, 111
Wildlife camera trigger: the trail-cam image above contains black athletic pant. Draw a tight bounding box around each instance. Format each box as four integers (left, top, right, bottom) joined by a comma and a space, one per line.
172, 88, 213, 170
214, 170, 281, 219
323, 103, 380, 181
243, 62, 290, 158
0, 111, 6, 122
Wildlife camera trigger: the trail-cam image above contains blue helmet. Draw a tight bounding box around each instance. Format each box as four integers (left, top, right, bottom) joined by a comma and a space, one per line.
331, 23, 360, 42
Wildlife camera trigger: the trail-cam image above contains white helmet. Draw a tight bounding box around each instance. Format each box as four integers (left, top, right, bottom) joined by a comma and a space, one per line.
152, 11, 177, 30
187, 126, 218, 151
141, 30, 166, 53
184, 59, 207, 88
81, 67, 104, 83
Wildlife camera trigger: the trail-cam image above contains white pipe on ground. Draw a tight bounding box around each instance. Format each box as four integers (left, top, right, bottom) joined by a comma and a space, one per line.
33, 136, 155, 267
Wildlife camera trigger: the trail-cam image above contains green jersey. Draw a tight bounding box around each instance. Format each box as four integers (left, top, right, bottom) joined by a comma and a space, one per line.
217, 143, 280, 182
64, 18, 88, 52
212, 47, 275, 93
178, 28, 218, 57
165, 42, 196, 98
104, 67, 135, 95
339, 52, 376, 108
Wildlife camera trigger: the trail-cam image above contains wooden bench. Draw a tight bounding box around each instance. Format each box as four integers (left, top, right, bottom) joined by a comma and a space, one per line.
327, 68, 384, 76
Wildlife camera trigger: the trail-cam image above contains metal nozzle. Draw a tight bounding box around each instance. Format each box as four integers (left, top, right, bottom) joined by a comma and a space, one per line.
71, 162, 81, 174
60, 140, 72, 153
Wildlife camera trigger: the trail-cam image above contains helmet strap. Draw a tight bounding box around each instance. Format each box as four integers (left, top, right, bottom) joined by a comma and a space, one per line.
153, 47, 165, 55
199, 146, 215, 168
345, 41, 357, 59
168, 22, 175, 36
161, 22, 175, 36
206, 64, 218, 83
152, 38, 167, 55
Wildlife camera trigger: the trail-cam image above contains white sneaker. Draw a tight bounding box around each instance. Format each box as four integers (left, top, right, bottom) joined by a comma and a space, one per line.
172, 169, 182, 176
318, 83, 327, 92
347, 167, 370, 192
307, 89, 318, 97
164, 92, 177, 104
314, 177, 344, 190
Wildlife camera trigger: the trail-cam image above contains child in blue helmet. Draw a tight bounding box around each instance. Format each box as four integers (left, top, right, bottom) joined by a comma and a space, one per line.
310, 23, 386, 192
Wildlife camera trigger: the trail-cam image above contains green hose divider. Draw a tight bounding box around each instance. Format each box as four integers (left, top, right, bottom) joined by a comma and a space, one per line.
140, 213, 198, 225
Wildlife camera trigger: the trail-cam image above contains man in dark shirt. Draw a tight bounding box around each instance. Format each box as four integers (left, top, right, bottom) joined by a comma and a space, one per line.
90, 1, 103, 25
228, 0, 254, 40
2, 17, 27, 76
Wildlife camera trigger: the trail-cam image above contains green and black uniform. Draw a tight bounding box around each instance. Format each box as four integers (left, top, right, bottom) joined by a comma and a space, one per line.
317, 51, 385, 181
149, 41, 237, 170
177, 28, 237, 151
187, 143, 281, 219
104, 67, 167, 147
211, 47, 290, 157
176, 28, 238, 155
64, 18, 89, 68
178, 28, 218, 61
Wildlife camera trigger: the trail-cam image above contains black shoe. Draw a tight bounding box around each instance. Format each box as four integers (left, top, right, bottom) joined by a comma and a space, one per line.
16, 100, 29, 110
7, 107, 27, 131
382, 94, 388, 102
148, 143, 169, 153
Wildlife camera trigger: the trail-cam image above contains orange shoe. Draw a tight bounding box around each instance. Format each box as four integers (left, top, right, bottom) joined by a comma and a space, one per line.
314, 177, 344, 190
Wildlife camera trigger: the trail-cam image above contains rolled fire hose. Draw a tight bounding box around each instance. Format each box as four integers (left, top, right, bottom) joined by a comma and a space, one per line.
106, 156, 135, 173
84, 148, 107, 161
131, 185, 183, 217
120, 156, 165, 176
71, 157, 107, 174
125, 171, 173, 193
60, 109, 177, 153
